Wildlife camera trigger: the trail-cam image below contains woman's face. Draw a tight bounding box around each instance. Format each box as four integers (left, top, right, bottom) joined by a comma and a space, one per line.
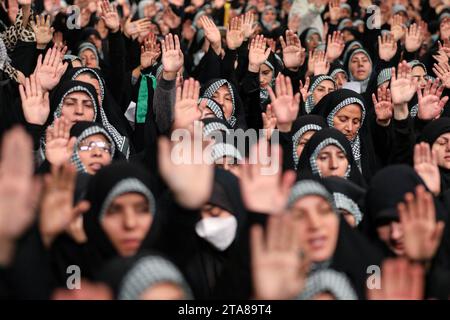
432, 132, 450, 169
212, 85, 233, 119
332, 104, 362, 141
102, 193, 153, 257
316, 144, 349, 177
139, 283, 186, 300
75, 74, 103, 106
307, 33, 321, 51
78, 134, 112, 174
349, 52, 372, 81
61, 92, 96, 125
259, 64, 274, 88
334, 72, 348, 89
262, 9, 276, 24
342, 30, 355, 42
80, 49, 98, 68
291, 195, 339, 262
376, 221, 405, 256
296, 130, 316, 159
412, 66, 427, 89
312, 80, 335, 104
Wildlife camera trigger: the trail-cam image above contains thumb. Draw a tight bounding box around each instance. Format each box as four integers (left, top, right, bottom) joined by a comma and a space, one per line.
264, 48, 271, 59
432, 221, 446, 246
72, 200, 90, 217
67, 136, 76, 152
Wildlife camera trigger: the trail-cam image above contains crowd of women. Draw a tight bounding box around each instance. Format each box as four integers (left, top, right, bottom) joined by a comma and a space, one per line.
1, 0, 450, 300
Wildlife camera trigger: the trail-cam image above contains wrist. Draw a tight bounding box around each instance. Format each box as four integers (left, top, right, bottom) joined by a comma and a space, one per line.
211, 42, 222, 55
248, 63, 261, 73
163, 70, 177, 81
110, 26, 120, 33
376, 118, 391, 127
393, 103, 409, 120
36, 43, 47, 50
277, 122, 293, 132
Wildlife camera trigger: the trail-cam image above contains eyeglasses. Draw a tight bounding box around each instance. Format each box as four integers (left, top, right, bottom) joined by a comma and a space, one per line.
78, 141, 112, 153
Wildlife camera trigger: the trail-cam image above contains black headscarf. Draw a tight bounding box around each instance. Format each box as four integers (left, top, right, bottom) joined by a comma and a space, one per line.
291, 115, 327, 169
201, 78, 247, 129
311, 89, 378, 181
69, 121, 125, 173
153, 168, 247, 299
297, 128, 366, 187
302, 75, 337, 114
63, 67, 133, 155
82, 162, 157, 276
418, 118, 450, 193
321, 176, 366, 226
39, 81, 101, 160
95, 251, 193, 300
286, 179, 383, 299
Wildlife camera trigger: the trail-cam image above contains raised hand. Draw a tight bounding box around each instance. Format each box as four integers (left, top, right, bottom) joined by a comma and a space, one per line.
45, 117, 76, 166
158, 121, 214, 209
40, 164, 90, 247
280, 30, 304, 70
33, 45, 68, 92
140, 33, 161, 69
328, 0, 342, 24
313, 50, 330, 76
161, 33, 184, 80
242, 11, 256, 40
239, 141, 296, 215
326, 31, 344, 62
268, 75, 300, 131
99, 0, 120, 33
262, 104, 277, 140
251, 215, 307, 300
397, 185, 445, 261
30, 14, 54, 49
0, 127, 41, 262
414, 142, 441, 196
173, 78, 202, 129
390, 14, 406, 41
405, 23, 423, 53
299, 77, 311, 102
367, 258, 424, 300
248, 35, 271, 72
417, 79, 448, 120
19, 74, 50, 125
390, 61, 418, 105
433, 61, 450, 88
372, 86, 393, 126
124, 17, 152, 40
226, 16, 244, 50
200, 16, 222, 55
378, 32, 397, 62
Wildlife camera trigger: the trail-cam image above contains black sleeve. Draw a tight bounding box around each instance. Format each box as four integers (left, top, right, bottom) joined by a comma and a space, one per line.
240, 70, 263, 131
388, 117, 415, 165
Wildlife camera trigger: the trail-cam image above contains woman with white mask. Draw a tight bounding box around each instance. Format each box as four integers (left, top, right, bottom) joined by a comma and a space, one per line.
152, 168, 246, 299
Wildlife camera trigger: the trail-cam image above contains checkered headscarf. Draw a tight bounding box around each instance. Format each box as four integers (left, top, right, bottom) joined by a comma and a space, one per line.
202, 79, 237, 127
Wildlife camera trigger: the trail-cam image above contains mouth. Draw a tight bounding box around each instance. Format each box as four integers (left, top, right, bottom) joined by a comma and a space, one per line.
121, 238, 141, 250
89, 163, 103, 171
308, 235, 328, 250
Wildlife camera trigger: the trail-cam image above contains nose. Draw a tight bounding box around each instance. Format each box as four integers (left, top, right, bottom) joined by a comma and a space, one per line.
390, 222, 403, 240
307, 212, 321, 230
329, 154, 338, 170
91, 146, 103, 157
75, 103, 84, 116
345, 121, 353, 133
123, 210, 137, 230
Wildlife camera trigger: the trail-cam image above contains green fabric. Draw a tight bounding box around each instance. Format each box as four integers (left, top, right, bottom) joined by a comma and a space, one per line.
136, 74, 157, 124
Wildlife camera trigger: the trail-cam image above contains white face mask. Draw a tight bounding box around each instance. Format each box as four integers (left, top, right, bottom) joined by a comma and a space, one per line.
195, 216, 238, 251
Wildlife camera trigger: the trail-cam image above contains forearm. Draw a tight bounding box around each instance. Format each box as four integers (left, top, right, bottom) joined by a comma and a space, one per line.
153, 77, 176, 135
